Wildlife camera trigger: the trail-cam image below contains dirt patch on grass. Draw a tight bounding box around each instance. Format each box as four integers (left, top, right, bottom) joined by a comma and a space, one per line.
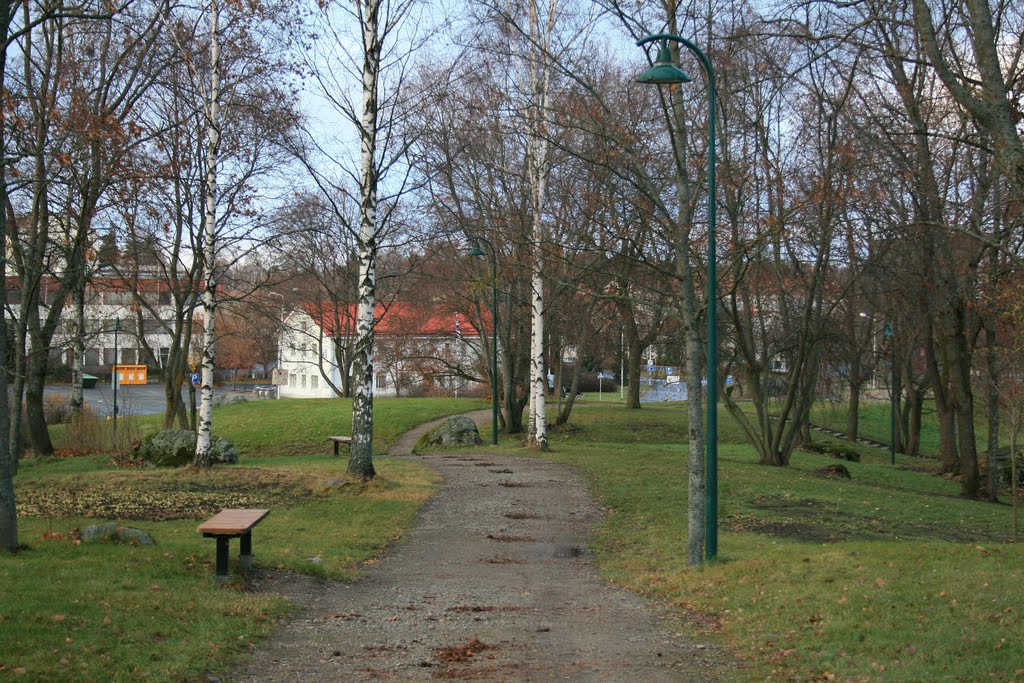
734, 495, 1011, 543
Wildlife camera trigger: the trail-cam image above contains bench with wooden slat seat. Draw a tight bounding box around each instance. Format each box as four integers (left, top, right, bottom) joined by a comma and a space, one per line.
328, 435, 352, 457
197, 508, 270, 582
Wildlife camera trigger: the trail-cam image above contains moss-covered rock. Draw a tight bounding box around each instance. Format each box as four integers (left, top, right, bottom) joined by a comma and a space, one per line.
81, 522, 156, 545
134, 429, 238, 467
415, 416, 482, 452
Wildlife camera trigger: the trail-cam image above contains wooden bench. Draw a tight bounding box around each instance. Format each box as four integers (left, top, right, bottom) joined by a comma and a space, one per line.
328, 435, 352, 457
197, 508, 270, 582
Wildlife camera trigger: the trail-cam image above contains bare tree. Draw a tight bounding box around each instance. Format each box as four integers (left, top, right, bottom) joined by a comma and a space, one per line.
910, 0, 1024, 203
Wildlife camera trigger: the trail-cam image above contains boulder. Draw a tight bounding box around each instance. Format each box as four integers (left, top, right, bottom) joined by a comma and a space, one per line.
81, 522, 156, 546
134, 429, 238, 467
417, 416, 482, 450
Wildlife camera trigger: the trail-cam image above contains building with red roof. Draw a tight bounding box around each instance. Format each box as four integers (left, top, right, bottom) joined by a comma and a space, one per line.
277, 301, 487, 398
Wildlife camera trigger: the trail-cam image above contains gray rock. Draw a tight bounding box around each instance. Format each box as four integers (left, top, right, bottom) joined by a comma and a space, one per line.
416, 415, 482, 451
82, 522, 156, 545
212, 393, 248, 408
133, 429, 238, 467
306, 556, 323, 565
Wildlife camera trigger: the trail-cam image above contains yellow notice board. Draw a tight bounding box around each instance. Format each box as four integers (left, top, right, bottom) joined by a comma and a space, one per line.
114, 365, 148, 385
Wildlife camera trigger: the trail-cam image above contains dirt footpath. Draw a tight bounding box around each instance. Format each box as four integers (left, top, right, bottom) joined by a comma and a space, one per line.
236, 416, 729, 681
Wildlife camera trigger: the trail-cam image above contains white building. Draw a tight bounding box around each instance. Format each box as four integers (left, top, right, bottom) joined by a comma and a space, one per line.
7, 272, 189, 375
278, 302, 486, 398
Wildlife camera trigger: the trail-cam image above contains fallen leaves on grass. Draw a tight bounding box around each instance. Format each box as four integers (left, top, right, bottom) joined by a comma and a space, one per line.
17, 468, 324, 521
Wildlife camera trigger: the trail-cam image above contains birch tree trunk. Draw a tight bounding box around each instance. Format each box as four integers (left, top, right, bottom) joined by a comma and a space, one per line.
348, 0, 382, 480
195, 0, 221, 467
70, 287, 86, 414
524, 0, 553, 451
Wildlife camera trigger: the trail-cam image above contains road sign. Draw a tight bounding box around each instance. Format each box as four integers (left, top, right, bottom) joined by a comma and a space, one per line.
190, 373, 200, 385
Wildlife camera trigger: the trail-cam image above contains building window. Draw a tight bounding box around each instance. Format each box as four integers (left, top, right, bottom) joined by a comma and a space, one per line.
142, 319, 164, 334
301, 374, 307, 388
103, 291, 133, 305
85, 349, 100, 366
104, 348, 117, 365
159, 347, 170, 367
376, 372, 387, 389
122, 348, 138, 364
310, 375, 318, 390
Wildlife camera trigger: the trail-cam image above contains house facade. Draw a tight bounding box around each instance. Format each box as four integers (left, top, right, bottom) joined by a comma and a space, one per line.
278, 302, 485, 398
6, 271, 187, 376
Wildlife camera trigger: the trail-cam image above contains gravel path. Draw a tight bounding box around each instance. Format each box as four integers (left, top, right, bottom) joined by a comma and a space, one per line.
235, 413, 729, 681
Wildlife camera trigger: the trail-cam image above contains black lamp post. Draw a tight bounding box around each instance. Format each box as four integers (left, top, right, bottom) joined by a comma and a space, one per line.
636, 33, 719, 561
468, 238, 499, 446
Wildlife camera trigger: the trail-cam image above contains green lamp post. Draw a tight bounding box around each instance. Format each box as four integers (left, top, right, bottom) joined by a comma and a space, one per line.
468, 238, 499, 446
112, 316, 120, 448
637, 33, 719, 561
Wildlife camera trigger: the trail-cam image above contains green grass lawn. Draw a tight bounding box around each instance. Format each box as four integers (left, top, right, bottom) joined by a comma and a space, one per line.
7, 396, 1023, 681
2, 397, 479, 681
51, 395, 484, 456
544, 403, 1024, 682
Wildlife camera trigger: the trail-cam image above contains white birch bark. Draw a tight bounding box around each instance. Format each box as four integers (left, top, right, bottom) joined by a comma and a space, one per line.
525, 0, 554, 451
195, 0, 221, 467
69, 288, 86, 414
348, 0, 382, 479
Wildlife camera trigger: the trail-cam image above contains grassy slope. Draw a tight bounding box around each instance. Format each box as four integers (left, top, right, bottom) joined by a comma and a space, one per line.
544, 402, 1023, 682
811, 399, 966, 457
1, 397, 480, 681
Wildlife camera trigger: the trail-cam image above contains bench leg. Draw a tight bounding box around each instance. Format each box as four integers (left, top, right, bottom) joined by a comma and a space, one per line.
239, 531, 253, 571
214, 536, 230, 582
333, 440, 339, 457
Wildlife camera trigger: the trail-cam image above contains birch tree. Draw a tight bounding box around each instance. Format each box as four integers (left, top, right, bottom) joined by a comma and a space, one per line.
299, 0, 433, 480
523, 0, 556, 450
194, 0, 220, 466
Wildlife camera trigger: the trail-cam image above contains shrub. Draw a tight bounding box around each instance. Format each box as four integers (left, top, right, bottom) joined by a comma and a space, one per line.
61, 405, 144, 456
43, 394, 72, 425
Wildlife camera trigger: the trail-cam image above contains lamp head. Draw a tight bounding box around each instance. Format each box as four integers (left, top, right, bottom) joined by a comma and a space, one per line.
637, 40, 692, 85
467, 247, 486, 257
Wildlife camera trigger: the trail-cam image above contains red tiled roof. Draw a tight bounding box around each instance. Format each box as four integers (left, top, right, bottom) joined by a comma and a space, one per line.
303, 301, 486, 337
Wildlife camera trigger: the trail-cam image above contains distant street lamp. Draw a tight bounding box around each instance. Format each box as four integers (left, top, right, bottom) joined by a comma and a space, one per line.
637, 33, 719, 561
467, 238, 499, 446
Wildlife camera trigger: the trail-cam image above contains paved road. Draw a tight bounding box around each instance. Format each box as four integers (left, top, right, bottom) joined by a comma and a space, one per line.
43, 382, 266, 417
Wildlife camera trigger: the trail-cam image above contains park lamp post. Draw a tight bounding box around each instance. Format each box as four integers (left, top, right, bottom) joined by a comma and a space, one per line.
636, 33, 719, 561
112, 316, 120, 447
467, 238, 499, 446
